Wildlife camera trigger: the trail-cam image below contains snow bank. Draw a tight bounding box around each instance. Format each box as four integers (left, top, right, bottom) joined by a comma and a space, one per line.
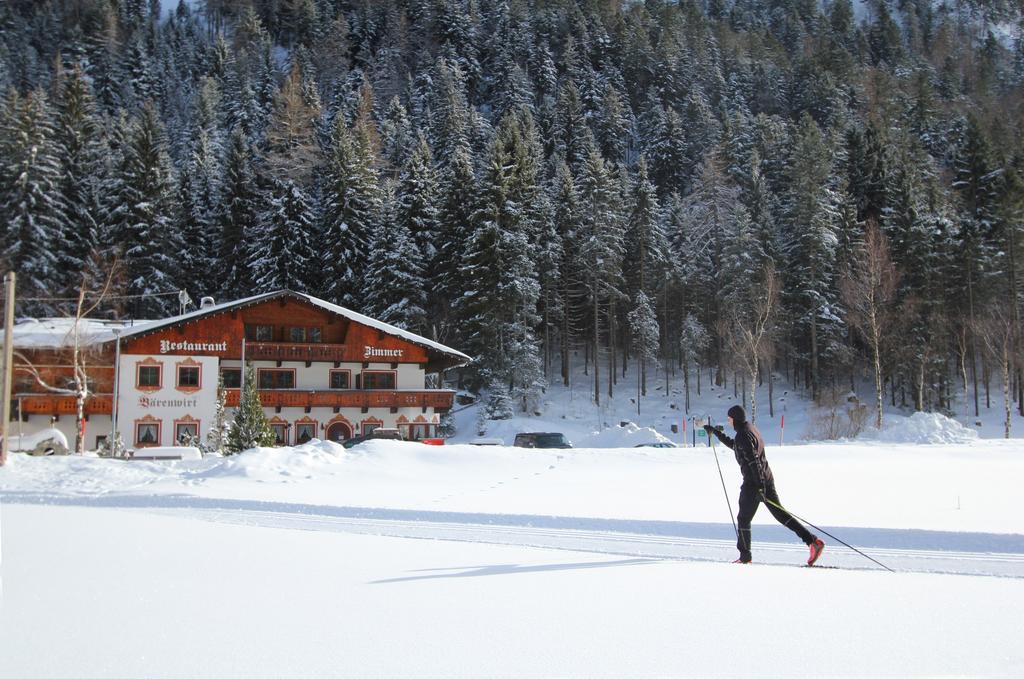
574, 422, 672, 448
859, 412, 979, 445
196, 439, 348, 479
4, 427, 69, 453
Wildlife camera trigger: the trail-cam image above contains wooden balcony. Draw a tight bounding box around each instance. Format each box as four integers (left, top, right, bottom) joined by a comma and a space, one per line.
245, 342, 349, 362
225, 389, 454, 410
17, 393, 113, 415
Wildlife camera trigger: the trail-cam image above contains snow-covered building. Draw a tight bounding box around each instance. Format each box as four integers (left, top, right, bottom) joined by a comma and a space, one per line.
5, 290, 470, 450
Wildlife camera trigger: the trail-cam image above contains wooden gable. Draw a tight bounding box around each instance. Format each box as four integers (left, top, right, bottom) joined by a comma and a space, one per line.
121, 295, 431, 364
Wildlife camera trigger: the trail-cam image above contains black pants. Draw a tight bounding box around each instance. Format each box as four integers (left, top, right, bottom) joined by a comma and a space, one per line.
736, 482, 815, 561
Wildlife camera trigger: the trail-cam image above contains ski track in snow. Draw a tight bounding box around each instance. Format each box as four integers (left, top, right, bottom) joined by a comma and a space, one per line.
6, 492, 1024, 579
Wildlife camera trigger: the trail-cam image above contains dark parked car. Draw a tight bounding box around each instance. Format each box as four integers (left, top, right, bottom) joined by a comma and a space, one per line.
634, 442, 679, 448
342, 428, 405, 448
513, 432, 573, 449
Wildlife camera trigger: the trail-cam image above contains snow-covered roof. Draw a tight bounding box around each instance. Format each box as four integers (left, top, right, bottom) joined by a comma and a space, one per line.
116, 290, 472, 366
6, 317, 146, 350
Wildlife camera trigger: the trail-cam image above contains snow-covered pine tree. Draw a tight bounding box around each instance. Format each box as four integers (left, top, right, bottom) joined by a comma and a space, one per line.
595, 83, 633, 167
380, 95, 414, 171
396, 134, 441, 331
363, 180, 428, 330
320, 113, 381, 308
951, 113, 1001, 418
459, 114, 544, 410
624, 157, 669, 305
426, 56, 473, 163
105, 103, 182, 318
250, 176, 319, 294
216, 127, 259, 299
550, 161, 585, 388
646, 105, 689, 197
781, 113, 842, 401
225, 364, 275, 454
436, 142, 478, 345
0, 88, 64, 315
52, 63, 105, 297
205, 373, 231, 455
176, 130, 219, 300
627, 290, 660, 400
718, 203, 762, 310
679, 313, 709, 412
551, 80, 590, 173
577, 145, 625, 405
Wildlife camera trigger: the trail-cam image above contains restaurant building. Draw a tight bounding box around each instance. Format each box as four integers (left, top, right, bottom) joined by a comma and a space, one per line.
7, 290, 470, 450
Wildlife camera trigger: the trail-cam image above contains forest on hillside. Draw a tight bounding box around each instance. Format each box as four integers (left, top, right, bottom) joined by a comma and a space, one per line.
1, 0, 1023, 424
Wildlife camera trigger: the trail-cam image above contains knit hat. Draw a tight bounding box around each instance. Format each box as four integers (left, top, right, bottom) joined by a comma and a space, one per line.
727, 405, 747, 424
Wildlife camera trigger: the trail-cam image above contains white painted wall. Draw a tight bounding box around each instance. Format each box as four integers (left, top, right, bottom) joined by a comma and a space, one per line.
116, 354, 220, 448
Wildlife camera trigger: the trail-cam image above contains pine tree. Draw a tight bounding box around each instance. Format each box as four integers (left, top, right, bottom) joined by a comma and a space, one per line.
217, 127, 259, 299
436, 142, 478, 344
176, 131, 219, 300
226, 364, 275, 454
250, 177, 318, 294
380, 95, 414, 171
205, 373, 232, 455
363, 181, 428, 330
578, 145, 625, 405
781, 114, 841, 401
460, 116, 544, 409
52, 64, 105, 296
627, 290, 660, 399
320, 114, 381, 308
551, 80, 590, 172
0, 88, 63, 314
396, 134, 441, 326
952, 113, 1000, 417
105, 103, 182, 318
551, 161, 585, 388
624, 157, 669, 301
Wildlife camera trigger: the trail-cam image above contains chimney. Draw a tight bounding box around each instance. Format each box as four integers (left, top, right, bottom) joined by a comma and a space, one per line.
200, 296, 216, 310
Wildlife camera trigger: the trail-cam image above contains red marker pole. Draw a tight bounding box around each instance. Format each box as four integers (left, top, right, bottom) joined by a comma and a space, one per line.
682, 416, 687, 447
780, 414, 785, 447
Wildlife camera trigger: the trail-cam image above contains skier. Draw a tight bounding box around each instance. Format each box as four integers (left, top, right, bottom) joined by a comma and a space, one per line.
704, 405, 825, 565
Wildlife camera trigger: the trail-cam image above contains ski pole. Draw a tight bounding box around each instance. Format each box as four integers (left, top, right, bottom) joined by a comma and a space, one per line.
760, 493, 895, 572
708, 417, 738, 540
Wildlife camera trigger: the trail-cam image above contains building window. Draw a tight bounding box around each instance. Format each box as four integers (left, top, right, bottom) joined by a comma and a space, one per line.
288, 326, 323, 343
329, 370, 351, 389
361, 371, 396, 389
362, 422, 380, 435
270, 424, 288, 445
175, 421, 199, 443
245, 324, 274, 341
295, 422, 316, 444
258, 369, 295, 390
136, 362, 162, 390
177, 366, 200, 388
136, 421, 160, 447
221, 368, 241, 389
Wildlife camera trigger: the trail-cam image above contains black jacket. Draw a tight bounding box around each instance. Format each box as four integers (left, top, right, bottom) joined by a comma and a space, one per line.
711, 421, 774, 488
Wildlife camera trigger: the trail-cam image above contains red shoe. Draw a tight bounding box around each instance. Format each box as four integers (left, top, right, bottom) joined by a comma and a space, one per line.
807, 538, 825, 566
733, 557, 751, 564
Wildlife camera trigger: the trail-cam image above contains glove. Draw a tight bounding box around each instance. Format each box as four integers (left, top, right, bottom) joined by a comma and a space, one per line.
703, 424, 716, 436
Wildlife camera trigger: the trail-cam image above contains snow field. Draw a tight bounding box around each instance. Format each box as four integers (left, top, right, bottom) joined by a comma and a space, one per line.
1, 503, 1022, 679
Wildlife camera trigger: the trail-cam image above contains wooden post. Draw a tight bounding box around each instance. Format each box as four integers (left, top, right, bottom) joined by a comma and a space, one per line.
1, 272, 15, 466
